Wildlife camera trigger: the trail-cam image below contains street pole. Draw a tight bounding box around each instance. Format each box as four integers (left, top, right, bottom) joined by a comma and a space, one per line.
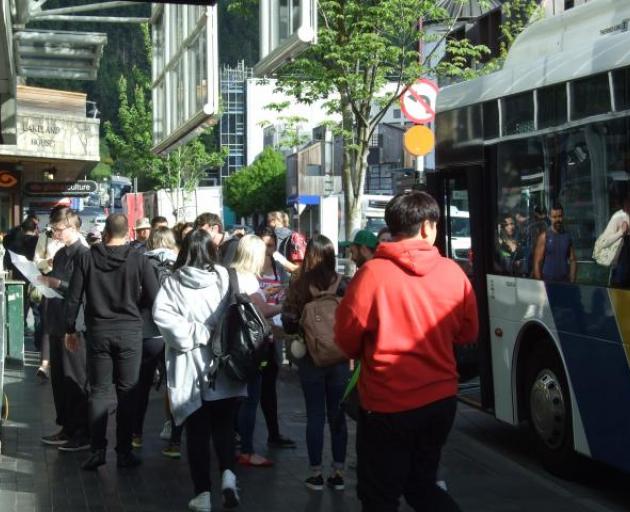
417, 16, 427, 189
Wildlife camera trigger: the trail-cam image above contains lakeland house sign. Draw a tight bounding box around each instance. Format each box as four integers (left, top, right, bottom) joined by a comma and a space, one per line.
25, 180, 98, 196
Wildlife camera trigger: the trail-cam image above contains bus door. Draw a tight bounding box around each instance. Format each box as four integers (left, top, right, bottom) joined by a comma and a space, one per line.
426, 167, 494, 410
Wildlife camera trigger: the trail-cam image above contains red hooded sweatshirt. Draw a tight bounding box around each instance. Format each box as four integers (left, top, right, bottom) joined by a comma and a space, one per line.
335, 239, 478, 413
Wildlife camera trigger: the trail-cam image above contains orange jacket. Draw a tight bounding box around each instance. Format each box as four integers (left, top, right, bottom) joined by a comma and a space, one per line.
335, 239, 479, 413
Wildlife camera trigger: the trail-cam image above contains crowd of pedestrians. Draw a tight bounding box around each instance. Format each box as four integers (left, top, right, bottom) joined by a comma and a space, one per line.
2, 190, 478, 512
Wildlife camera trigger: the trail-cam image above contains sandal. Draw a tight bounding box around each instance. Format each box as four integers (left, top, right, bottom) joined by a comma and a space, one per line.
237, 453, 274, 467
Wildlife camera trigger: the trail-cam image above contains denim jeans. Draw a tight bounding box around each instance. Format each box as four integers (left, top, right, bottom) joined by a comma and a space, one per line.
237, 371, 262, 454
298, 357, 349, 470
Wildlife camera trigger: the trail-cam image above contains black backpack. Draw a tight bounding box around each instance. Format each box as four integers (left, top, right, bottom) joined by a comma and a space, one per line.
210, 268, 272, 385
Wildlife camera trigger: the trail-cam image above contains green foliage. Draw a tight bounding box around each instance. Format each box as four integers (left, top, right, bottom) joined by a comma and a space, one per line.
89, 162, 112, 182
260, 102, 309, 150
161, 133, 227, 193
104, 70, 162, 190
270, 0, 490, 236
224, 148, 286, 218
500, 0, 543, 56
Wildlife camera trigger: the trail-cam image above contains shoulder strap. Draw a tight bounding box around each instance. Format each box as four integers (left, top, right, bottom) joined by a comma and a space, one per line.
227, 267, 240, 295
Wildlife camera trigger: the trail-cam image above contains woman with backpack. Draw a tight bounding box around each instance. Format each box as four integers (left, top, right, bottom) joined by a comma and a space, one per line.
153, 229, 243, 512
281, 235, 350, 491
231, 234, 283, 467
133, 227, 180, 455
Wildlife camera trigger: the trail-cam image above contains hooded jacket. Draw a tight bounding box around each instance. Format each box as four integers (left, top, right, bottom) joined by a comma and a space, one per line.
65, 243, 159, 334
335, 239, 479, 413
152, 265, 247, 425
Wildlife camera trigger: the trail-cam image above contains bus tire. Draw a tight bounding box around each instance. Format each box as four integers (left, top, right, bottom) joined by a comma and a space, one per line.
525, 343, 579, 478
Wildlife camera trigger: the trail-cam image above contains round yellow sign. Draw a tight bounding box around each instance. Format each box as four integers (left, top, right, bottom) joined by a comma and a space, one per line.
403, 125, 435, 156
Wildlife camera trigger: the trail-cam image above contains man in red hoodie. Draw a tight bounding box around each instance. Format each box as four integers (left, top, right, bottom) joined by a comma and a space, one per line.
335, 191, 478, 512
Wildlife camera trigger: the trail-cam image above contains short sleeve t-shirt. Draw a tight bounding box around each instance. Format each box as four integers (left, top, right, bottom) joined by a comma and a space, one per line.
236, 271, 262, 296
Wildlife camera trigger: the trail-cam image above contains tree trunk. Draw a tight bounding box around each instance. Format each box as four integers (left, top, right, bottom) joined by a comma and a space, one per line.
342, 97, 372, 240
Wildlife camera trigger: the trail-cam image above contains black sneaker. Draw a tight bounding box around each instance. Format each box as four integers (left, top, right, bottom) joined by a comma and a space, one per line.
305, 474, 324, 491
58, 436, 90, 452
82, 449, 106, 471
41, 430, 69, 446
267, 435, 297, 449
327, 472, 345, 491
117, 451, 142, 468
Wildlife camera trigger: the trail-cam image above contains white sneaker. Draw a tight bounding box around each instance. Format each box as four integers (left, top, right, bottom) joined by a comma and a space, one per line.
188, 492, 211, 512
436, 479, 448, 491
221, 469, 240, 509
160, 420, 172, 440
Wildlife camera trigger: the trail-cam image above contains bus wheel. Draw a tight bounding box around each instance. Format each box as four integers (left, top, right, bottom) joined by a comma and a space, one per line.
525, 345, 579, 478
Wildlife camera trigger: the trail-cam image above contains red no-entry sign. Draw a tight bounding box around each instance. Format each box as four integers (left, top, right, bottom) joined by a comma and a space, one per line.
400, 79, 439, 125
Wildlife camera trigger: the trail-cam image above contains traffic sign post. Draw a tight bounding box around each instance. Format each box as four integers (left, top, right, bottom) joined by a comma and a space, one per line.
399, 78, 439, 187
400, 78, 439, 125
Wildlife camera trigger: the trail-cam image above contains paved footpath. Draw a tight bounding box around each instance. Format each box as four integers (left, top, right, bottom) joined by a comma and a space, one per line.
1, 348, 629, 512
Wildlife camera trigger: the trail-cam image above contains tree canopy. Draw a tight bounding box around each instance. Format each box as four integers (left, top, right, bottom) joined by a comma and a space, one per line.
223, 147, 287, 218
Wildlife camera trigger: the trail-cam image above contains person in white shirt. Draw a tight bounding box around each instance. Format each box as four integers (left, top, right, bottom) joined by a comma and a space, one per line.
231, 235, 283, 468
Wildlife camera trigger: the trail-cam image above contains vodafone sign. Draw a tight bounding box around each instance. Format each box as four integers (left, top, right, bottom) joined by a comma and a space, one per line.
400, 79, 439, 124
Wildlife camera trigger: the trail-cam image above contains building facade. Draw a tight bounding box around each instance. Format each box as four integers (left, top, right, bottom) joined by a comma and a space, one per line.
219, 61, 251, 178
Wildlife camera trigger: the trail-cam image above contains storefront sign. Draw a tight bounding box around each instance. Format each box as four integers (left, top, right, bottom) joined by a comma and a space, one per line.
24, 180, 98, 196
0, 113, 100, 163
0, 170, 19, 189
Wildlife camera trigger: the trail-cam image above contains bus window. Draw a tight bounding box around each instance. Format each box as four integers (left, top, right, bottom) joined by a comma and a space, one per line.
482, 100, 499, 139
502, 92, 534, 136
496, 138, 545, 277
571, 73, 611, 120
538, 83, 567, 130
549, 119, 630, 286
613, 66, 630, 112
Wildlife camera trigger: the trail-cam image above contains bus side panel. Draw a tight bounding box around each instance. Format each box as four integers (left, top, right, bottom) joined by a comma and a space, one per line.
545, 283, 630, 473
487, 275, 592, 461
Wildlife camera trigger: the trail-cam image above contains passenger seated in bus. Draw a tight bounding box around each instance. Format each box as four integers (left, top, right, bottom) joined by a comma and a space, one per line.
532, 204, 577, 283
496, 214, 525, 274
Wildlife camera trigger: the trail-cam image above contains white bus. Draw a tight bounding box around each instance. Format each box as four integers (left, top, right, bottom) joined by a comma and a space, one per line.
431, 0, 630, 476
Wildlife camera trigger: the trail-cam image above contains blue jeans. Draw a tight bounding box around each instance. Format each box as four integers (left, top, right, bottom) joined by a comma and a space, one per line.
237, 371, 262, 454
298, 358, 350, 470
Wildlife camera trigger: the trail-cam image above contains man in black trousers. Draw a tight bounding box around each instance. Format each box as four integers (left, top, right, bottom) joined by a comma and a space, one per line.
65, 213, 159, 470
39, 208, 90, 451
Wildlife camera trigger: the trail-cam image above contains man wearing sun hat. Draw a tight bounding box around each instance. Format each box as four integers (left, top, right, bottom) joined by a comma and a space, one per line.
342, 229, 378, 270
131, 218, 151, 250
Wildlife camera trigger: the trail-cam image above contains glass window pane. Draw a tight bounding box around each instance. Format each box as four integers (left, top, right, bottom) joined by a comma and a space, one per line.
502, 92, 534, 136
483, 100, 499, 139
538, 83, 567, 129
613, 66, 630, 111
495, 138, 545, 276
572, 73, 611, 120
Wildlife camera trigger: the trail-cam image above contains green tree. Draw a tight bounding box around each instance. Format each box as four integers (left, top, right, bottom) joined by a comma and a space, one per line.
270, 0, 489, 237
224, 147, 286, 218
104, 70, 163, 190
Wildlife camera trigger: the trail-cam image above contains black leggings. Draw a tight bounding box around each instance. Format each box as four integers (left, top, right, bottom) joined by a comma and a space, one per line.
186, 398, 239, 495
260, 358, 280, 439
133, 337, 165, 437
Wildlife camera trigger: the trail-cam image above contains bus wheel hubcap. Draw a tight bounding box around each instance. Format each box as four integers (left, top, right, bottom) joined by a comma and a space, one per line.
530, 369, 566, 450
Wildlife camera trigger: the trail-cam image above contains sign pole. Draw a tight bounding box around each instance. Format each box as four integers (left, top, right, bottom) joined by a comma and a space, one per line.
416, 16, 425, 188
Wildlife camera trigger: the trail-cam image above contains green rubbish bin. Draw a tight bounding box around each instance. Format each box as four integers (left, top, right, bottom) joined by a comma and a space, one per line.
5, 280, 24, 365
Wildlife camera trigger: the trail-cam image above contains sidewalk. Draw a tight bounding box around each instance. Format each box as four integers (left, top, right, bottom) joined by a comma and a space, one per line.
1, 345, 627, 512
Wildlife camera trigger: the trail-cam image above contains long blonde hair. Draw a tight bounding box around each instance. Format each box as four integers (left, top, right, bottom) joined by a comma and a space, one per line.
231, 234, 266, 276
